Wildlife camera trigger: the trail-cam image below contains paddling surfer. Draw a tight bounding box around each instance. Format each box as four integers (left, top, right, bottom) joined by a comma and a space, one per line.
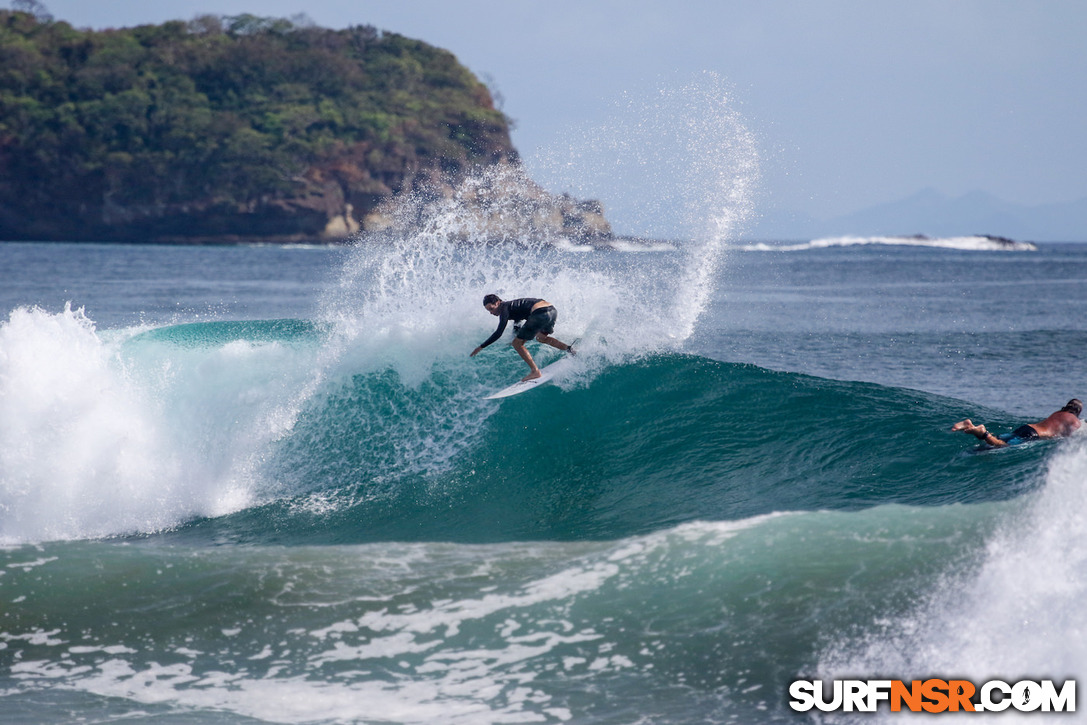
470, 294, 575, 381
951, 399, 1082, 447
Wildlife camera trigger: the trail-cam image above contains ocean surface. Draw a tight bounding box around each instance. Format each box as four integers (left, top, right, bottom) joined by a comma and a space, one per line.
2, 227, 1086, 724
1, 75, 1085, 722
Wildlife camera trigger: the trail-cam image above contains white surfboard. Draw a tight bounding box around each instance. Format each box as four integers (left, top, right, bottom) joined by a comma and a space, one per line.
484, 355, 576, 399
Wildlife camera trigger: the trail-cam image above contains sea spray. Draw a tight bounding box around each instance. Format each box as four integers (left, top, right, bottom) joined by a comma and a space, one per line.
531, 71, 760, 339
314, 73, 760, 396
321, 164, 626, 368
667, 73, 761, 341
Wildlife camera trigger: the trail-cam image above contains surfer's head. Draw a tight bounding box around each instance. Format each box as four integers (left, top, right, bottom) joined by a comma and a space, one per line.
483, 294, 501, 314
1061, 399, 1083, 417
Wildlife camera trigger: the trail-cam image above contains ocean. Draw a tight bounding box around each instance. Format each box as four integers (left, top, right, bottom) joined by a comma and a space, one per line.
1, 78, 1086, 721
2, 229, 1085, 723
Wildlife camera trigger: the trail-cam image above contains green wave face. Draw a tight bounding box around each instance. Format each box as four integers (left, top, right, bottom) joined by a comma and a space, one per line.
176, 353, 1042, 546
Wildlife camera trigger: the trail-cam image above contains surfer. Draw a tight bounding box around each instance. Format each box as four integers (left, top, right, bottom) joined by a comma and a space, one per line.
470, 294, 575, 381
951, 399, 1082, 447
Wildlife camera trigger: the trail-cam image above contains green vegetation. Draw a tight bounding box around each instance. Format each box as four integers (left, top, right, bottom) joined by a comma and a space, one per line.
0, 10, 516, 240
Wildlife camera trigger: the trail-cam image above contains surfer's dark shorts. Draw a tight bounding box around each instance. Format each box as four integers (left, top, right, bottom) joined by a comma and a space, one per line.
1002, 424, 1040, 444
516, 306, 556, 340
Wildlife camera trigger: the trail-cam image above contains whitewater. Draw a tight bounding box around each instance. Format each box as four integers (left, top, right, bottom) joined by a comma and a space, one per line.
3, 78, 1087, 724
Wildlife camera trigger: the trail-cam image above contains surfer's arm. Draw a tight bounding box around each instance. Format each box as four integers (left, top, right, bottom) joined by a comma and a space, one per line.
476, 310, 509, 351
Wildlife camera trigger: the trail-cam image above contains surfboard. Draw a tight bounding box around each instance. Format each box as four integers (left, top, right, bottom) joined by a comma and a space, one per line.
484, 355, 576, 400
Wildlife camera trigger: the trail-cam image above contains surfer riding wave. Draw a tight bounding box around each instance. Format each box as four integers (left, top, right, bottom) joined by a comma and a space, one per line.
471, 294, 575, 381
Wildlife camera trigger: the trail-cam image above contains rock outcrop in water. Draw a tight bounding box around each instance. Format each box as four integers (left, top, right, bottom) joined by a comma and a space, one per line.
360, 163, 613, 245
0, 10, 610, 243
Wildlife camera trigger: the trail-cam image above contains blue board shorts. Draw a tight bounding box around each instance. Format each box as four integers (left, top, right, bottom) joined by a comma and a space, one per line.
516, 306, 556, 340
1000, 424, 1040, 445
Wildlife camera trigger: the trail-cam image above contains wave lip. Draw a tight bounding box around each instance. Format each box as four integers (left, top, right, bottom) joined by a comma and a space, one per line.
743, 234, 1038, 252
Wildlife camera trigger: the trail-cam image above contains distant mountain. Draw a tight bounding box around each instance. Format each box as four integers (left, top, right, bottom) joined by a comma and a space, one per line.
750, 189, 1087, 242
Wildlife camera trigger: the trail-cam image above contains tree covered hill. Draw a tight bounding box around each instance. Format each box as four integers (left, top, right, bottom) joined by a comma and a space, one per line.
0, 10, 596, 242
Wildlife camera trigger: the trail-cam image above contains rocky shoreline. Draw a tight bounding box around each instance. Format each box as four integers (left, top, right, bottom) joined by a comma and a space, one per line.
49, 166, 613, 246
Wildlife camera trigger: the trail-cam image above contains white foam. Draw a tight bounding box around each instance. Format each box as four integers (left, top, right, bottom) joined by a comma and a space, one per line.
0, 305, 181, 542
23, 655, 549, 725
0, 305, 323, 543
742, 234, 1038, 252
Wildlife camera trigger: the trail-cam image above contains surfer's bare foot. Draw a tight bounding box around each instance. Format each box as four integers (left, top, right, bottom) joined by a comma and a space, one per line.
951, 419, 992, 440
521, 370, 542, 382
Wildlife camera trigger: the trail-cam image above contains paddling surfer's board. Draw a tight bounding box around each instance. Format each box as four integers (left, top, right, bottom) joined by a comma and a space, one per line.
484, 356, 575, 399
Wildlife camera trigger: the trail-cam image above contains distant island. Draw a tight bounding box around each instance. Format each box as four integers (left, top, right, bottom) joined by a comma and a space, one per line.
0, 8, 610, 243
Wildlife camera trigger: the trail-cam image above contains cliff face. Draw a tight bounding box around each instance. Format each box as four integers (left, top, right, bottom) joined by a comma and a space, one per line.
0, 11, 609, 242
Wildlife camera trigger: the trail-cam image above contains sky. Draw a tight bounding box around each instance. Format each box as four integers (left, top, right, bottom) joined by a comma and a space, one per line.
25, 0, 1087, 239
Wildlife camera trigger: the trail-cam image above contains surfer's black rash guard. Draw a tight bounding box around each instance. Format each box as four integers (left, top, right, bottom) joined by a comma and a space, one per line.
479, 298, 542, 349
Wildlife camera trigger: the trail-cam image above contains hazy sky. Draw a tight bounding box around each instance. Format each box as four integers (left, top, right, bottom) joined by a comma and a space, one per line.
29, 0, 1087, 237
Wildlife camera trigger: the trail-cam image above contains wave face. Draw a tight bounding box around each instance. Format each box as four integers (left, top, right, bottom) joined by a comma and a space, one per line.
209, 352, 1049, 546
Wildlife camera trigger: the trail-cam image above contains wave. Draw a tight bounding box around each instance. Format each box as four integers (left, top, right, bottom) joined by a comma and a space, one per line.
742, 234, 1038, 252
195, 353, 1045, 545
0, 305, 1050, 545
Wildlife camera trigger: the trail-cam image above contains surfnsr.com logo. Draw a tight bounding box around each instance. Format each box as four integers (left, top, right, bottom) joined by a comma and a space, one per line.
789, 679, 1076, 713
